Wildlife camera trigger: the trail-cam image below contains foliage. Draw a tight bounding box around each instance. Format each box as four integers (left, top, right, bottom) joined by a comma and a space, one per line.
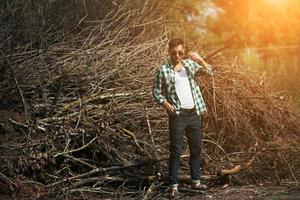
0, 0, 85, 50
213, 0, 300, 46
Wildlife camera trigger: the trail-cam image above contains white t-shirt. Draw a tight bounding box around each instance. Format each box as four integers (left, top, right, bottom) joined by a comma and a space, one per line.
174, 68, 195, 109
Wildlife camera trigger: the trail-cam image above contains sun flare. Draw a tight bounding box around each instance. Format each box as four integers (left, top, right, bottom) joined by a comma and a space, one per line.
264, 0, 286, 5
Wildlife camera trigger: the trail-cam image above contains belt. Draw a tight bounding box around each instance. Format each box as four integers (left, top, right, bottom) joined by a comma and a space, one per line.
180, 107, 196, 113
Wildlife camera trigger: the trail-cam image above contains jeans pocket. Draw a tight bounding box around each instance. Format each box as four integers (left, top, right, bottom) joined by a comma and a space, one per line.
169, 110, 180, 120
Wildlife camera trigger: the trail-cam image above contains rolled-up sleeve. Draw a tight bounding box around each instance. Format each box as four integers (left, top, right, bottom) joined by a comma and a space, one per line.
193, 61, 213, 76
152, 69, 166, 104
204, 64, 213, 76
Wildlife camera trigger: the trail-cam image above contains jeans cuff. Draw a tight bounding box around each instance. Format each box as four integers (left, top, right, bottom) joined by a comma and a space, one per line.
191, 180, 200, 184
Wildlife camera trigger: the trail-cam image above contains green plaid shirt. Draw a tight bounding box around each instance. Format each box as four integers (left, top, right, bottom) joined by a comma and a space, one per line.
152, 59, 212, 115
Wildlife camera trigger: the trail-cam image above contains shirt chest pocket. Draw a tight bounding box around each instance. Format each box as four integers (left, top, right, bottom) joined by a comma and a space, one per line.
165, 75, 175, 85
165, 76, 171, 84
163, 75, 174, 93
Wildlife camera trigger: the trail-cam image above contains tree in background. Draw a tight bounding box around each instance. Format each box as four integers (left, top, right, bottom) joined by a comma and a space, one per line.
212, 0, 300, 46
0, 0, 83, 49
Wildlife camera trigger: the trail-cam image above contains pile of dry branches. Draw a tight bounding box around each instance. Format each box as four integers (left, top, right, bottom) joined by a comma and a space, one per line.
0, 2, 299, 199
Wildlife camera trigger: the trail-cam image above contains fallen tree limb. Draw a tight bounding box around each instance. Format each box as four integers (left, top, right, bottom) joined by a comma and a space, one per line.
54, 136, 97, 157
220, 151, 258, 176
142, 173, 161, 200
47, 154, 188, 188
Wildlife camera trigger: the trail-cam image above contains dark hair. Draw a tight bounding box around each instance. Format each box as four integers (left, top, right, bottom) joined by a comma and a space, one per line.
168, 38, 184, 49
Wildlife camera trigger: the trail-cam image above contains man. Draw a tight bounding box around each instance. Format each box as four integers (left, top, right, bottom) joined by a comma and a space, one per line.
152, 38, 212, 196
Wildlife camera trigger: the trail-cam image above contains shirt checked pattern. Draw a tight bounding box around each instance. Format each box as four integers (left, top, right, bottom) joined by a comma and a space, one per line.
152, 59, 212, 115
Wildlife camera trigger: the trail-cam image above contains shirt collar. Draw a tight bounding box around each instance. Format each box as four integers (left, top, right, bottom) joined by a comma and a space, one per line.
167, 59, 188, 69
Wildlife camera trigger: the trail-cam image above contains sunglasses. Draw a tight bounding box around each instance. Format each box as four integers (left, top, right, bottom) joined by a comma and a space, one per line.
171, 51, 184, 56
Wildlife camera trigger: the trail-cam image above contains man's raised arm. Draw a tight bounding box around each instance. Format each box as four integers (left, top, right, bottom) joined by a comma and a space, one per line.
188, 52, 213, 75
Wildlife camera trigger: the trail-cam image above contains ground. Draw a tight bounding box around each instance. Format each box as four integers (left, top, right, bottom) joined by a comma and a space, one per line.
0, 185, 298, 200
66, 185, 300, 200
182, 185, 300, 200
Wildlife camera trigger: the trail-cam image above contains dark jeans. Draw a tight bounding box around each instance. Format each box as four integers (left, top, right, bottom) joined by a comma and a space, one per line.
168, 111, 202, 186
